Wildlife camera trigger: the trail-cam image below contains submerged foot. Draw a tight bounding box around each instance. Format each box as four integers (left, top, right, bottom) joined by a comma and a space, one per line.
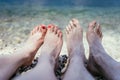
66, 19, 86, 63
39, 24, 63, 62
86, 21, 103, 76
23, 25, 47, 66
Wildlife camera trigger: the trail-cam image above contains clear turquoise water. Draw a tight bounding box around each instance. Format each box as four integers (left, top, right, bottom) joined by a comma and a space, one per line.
0, 6, 120, 29
0, 4, 120, 60
0, 5, 120, 43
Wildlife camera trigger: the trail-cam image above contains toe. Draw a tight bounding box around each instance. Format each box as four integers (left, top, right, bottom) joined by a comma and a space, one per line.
54, 26, 58, 34
37, 25, 43, 32
39, 25, 47, 33
69, 21, 74, 29
88, 21, 96, 31
30, 25, 42, 36
31, 26, 38, 34
66, 26, 70, 32
59, 32, 63, 38
68, 24, 72, 31
30, 31, 33, 35
38, 26, 41, 32
41, 24, 46, 30
66, 26, 69, 34
48, 24, 55, 32
72, 18, 79, 23
35, 26, 39, 33
95, 24, 100, 34
95, 24, 103, 40
72, 18, 79, 27
30, 27, 35, 35
57, 30, 61, 37
97, 24, 103, 38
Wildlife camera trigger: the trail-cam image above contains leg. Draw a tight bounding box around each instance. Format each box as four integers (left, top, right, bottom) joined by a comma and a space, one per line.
87, 21, 120, 80
0, 25, 47, 80
14, 24, 63, 80
63, 19, 94, 80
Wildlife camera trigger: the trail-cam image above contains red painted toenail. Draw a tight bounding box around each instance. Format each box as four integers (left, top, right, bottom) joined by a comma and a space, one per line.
48, 25, 51, 28
42, 26, 46, 29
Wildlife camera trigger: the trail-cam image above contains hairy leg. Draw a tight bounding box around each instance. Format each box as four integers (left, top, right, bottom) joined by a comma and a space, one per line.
87, 21, 120, 80
63, 19, 94, 80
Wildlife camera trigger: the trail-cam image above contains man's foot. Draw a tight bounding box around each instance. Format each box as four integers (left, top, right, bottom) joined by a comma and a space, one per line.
23, 25, 47, 66
39, 24, 63, 62
86, 21, 120, 80
63, 19, 94, 80
66, 19, 86, 63
86, 21, 103, 45
86, 21, 103, 76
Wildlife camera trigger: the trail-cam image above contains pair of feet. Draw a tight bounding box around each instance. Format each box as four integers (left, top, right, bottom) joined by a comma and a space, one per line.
0, 24, 63, 80
65, 19, 119, 80
66, 19, 103, 77
23, 24, 63, 66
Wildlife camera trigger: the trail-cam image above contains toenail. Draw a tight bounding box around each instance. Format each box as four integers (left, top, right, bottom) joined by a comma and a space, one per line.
48, 25, 51, 28
42, 26, 46, 29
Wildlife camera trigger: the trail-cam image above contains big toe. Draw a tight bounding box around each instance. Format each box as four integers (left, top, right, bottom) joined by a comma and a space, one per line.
66, 19, 81, 34
88, 21, 96, 32
31, 25, 47, 35
48, 24, 57, 32
72, 18, 80, 27
39, 25, 47, 35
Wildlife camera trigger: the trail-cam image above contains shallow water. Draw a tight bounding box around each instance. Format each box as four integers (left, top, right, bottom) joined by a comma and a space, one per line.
0, 5, 120, 61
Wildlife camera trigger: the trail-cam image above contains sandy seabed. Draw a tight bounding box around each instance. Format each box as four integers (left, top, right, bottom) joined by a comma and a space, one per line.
0, 7, 120, 80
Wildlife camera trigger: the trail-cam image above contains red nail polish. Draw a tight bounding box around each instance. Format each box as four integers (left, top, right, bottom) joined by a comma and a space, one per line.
48, 25, 51, 28
42, 26, 46, 29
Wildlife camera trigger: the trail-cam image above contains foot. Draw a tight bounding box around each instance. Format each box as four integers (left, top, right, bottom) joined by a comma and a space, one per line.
63, 19, 94, 80
86, 21, 103, 76
87, 21, 120, 80
39, 24, 63, 62
66, 19, 86, 63
22, 25, 47, 66
0, 25, 47, 80
86, 21, 103, 45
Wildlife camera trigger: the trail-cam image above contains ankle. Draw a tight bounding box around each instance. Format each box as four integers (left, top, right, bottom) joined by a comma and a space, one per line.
38, 53, 55, 65
70, 54, 84, 64
69, 49, 84, 59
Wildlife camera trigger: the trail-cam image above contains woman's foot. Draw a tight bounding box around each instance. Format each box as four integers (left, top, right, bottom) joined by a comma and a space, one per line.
39, 24, 63, 63
0, 25, 47, 80
21, 25, 47, 66
12, 25, 63, 80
